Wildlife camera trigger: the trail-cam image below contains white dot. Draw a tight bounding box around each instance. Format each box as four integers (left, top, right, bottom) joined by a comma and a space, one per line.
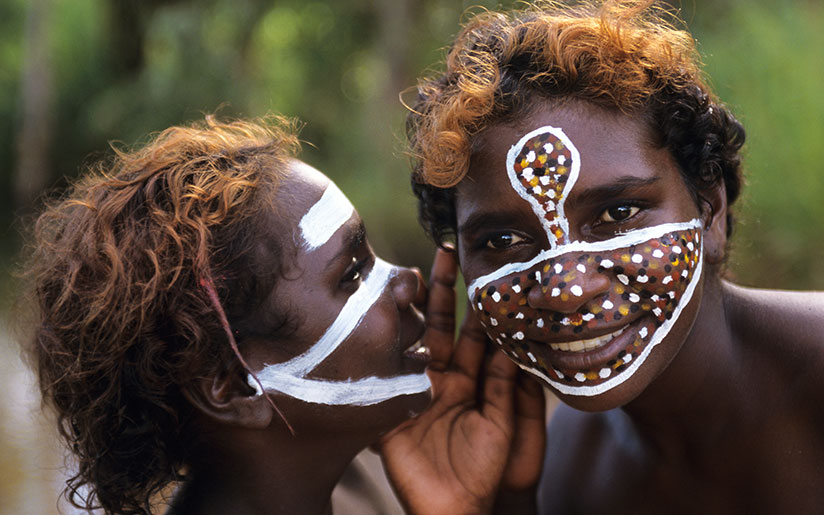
536, 318, 544, 328
577, 264, 587, 273
491, 292, 501, 302
516, 312, 525, 319
599, 368, 612, 379
554, 263, 564, 274
512, 284, 521, 293
490, 318, 498, 326
652, 249, 664, 258
662, 276, 673, 285
526, 150, 536, 162
574, 372, 587, 382
601, 259, 614, 268
637, 275, 649, 283
551, 287, 561, 297
570, 285, 583, 296
632, 254, 643, 263
513, 331, 525, 340
673, 246, 682, 254
603, 300, 614, 309
617, 274, 630, 285
629, 293, 640, 303
639, 327, 648, 339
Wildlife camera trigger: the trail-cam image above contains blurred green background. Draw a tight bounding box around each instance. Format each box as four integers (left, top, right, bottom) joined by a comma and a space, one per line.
1, 0, 822, 513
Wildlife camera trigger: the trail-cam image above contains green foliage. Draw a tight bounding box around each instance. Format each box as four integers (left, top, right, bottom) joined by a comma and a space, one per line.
694, 0, 824, 288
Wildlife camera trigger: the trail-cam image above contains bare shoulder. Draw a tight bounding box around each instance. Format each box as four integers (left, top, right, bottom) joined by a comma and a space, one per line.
538, 405, 650, 513
725, 282, 824, 342
725, 282, 824, 387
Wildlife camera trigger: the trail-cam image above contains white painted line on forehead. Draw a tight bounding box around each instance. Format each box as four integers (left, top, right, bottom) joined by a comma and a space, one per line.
506, 125, 580, 246
299, 180, 354, 250
467, 219, 702, 297
252, 370, 432, 406
256, 258, 394, 379
529, 242, 703, 396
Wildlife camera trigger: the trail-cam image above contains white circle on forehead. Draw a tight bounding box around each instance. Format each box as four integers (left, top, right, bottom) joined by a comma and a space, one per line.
505, 125, 581, 247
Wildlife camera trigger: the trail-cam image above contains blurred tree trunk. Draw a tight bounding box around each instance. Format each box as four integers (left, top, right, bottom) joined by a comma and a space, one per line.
14, 0, 55, 213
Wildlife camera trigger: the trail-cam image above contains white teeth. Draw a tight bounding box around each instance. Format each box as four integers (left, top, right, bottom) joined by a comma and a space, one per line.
550, 327, 626, 353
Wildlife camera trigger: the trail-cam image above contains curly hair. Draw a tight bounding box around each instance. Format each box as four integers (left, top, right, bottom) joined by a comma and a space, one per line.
20, 116, 300, 514
407, 0, 745, 245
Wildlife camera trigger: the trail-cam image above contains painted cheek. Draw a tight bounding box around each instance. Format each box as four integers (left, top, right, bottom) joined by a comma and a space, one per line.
471, 228, 702, 388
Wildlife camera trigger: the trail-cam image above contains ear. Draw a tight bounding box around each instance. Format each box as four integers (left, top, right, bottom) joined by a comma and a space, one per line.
700, 182, 728, 266
183, 366, 274, 430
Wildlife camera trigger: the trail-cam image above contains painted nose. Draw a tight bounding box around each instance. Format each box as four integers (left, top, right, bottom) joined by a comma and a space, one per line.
391, 266, 423, 311
526, 262, 611, 313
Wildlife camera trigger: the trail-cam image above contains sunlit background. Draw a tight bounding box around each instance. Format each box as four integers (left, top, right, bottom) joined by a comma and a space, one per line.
1, 0, 822, 513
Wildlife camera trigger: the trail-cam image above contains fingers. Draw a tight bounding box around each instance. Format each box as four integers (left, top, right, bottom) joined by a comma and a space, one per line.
449, 303, 493, 381
424, 248, 458, 371
479, 345, 518, 420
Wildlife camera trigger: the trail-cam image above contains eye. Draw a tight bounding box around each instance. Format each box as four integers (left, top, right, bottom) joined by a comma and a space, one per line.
341, 256, 368, 285
599, 205, 640, 223
485, 232, 526, 249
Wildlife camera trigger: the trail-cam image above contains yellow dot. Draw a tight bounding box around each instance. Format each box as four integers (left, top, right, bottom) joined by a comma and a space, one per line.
529, 177, 539, 186
560, 293, 570, 302
642, 304, 651, 311
555, 141, 564, 150
590, 305, 603, 314
612, 359, 624, 369
586, 371, 598, 380
518, 297, 527, 306
621, 254, 631, 263
615, 285, 625, 294
538, 154, 548, 164
619, 305, 630, 316
557, 166, 567, 175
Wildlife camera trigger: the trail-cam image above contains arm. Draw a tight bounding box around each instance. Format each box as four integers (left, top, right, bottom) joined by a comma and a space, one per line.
379, 249, 545, 515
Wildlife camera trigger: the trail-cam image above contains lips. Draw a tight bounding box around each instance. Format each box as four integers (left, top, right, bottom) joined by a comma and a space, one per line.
549, 326, 626, 352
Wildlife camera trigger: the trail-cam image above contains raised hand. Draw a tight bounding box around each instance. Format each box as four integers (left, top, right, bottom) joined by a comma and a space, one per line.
379, 248, 545, 515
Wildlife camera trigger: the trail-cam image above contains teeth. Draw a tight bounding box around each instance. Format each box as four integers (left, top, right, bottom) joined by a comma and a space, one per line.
406, 340, 428, 355
550, 327, 626, 353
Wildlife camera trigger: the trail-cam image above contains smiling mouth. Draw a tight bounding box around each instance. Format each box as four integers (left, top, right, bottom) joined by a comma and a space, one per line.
549, 327, 626, 353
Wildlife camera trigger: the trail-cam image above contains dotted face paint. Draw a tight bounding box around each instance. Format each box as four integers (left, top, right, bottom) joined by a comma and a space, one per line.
468, 127, 703, 397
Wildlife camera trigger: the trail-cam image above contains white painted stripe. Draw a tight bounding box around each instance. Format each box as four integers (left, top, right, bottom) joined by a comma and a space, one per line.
299, 181, 354, 250
260, 258, 394, 378
522, 238, 703, 397
466, 219, 702, 298
252, 370, 432, 406
505, 126, 581, 247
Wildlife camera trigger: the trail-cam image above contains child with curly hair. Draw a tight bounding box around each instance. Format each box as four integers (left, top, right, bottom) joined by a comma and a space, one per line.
20, 116, 545, 514
406, 0, 824, 511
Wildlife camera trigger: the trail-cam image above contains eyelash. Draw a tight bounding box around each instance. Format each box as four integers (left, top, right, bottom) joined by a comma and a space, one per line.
341, 256, 369, 285
597, 202, 644, 225
482, 231, 529, 250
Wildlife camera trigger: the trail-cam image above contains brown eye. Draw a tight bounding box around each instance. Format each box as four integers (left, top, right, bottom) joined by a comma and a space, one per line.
485, 233, 525, 249
600, 205, 640, 223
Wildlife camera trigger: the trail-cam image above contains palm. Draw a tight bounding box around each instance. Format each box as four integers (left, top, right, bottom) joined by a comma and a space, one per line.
379, 249, 545, 514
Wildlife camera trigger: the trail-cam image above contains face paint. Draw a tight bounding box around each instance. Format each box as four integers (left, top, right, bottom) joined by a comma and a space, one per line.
252, 181, 431, 406
469, 126, 703, 397
298, 180, 355, 250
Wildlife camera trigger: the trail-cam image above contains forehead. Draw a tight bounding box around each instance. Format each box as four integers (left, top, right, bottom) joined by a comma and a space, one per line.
274, 160, 332, 226
457, 103, 684, 226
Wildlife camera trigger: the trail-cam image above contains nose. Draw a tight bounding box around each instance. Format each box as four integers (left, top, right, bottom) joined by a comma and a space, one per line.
391, 266, 424, 311
527, 259, 611, 313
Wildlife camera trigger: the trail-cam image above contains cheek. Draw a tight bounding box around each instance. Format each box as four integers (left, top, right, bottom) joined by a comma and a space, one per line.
470, 228, 702, 388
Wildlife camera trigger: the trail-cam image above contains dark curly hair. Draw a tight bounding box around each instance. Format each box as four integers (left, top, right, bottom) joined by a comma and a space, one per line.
407, 0, 745, 245
20, 116, 300, 514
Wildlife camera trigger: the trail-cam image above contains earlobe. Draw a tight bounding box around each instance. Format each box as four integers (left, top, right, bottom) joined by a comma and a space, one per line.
700, 183, 728, 266
183, 369, 274, 430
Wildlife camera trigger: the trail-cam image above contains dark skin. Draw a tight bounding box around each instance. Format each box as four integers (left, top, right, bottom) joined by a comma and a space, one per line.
170, 161, 546, 515
454, 100, 824, 513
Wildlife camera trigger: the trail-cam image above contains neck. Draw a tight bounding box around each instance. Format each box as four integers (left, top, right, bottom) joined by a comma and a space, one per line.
622, 275, 746, 455
174, 426, 366, 515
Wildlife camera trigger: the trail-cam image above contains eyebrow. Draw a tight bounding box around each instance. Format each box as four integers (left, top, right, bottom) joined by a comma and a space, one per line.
331, 220, 366, 264
572, 176, 661, 205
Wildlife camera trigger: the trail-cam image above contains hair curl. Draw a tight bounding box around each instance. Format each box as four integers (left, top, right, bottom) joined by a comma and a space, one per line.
407, 0, 745, 245
20, 116, 300, 514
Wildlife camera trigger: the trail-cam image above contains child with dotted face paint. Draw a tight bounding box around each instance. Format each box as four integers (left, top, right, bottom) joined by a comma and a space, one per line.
20, 117, 545, 514
408, 0, 824, 512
